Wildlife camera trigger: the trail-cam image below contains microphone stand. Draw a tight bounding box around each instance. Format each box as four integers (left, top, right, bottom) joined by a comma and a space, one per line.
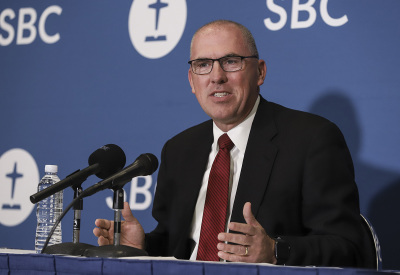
72, 184, 83, 243
43, 171, 94, 256
82, 188, 148, 258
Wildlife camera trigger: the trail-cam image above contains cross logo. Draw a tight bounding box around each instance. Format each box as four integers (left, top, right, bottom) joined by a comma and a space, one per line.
3, 162, 23, 210
146, 0, 169, 42
128, 0, 187, 59
0, 148, 39, 227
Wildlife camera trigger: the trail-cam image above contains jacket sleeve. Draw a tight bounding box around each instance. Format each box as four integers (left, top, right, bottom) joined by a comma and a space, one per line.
282, 121, 368, 267
144, 141, 170, 256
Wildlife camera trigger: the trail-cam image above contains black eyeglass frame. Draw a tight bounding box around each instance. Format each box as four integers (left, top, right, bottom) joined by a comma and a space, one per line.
188, 55, 259, 75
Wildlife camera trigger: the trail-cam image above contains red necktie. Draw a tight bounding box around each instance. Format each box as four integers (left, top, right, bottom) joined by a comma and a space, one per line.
197, 133, 234, 261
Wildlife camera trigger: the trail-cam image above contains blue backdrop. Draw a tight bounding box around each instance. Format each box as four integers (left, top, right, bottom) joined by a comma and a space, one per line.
1, 0, 399, 270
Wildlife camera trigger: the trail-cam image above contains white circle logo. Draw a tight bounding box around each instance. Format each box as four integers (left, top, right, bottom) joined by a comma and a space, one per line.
0, 148, 39, 226
128, 0, 187, 59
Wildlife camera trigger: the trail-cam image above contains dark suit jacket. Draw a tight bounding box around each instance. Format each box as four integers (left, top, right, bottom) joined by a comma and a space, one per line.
145, 97, 371, 268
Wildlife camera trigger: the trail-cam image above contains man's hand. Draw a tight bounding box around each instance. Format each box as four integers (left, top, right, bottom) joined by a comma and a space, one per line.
217, 202, 277, 263
93, 202, 145, 249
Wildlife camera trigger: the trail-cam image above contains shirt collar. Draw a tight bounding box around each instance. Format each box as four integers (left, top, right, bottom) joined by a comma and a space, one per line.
212, 96, 260, 153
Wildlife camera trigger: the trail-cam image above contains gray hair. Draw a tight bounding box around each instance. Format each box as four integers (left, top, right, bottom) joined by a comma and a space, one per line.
190, 20, 259, 58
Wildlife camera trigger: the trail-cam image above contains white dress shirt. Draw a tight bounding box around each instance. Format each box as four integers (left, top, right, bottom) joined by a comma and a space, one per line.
189, 96, 260, 260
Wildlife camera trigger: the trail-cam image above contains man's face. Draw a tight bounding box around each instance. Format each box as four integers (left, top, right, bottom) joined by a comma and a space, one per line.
188, 24, 266, 132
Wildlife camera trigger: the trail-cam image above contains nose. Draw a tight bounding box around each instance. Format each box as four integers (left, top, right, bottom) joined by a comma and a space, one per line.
210, 60, 228, 84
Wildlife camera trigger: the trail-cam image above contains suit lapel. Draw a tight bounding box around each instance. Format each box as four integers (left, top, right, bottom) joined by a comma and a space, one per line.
174, 99, 278, 256
174, 121, 214, 258
182, 124, 214, 216
231, 98, 279, 224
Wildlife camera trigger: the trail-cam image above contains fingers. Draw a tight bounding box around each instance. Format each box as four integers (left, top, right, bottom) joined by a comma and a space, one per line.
95, 203, 135, 227
217, 243, 251, 262
217, 202, 276, 263
121, 202, 138, 223
218, 250, 248, 263
94, 217, 114, 246
218, 232, 251, 246
98, 235, 112, 246
243, 202, 261, 227
93, 225, 111, 238
226, 202, 259, 236
95, 218, 111, 230
217, 242, 248, 256
93, 202, 145, 249
93, 227, 113, 246
228, 222, 257, 236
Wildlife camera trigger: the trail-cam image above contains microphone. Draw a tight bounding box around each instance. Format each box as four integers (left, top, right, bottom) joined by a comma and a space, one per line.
81, 153, 158, 198
30, 144, 126, 204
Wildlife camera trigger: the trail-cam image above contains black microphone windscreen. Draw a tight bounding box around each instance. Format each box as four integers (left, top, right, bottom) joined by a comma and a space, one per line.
141, 153, 159, 175
88, 144, 126, 179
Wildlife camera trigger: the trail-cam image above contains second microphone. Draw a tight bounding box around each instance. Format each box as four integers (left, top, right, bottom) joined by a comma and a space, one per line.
81, 153, 159, 198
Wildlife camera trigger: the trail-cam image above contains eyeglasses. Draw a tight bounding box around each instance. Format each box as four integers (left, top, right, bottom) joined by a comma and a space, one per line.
188, 55, 258, 75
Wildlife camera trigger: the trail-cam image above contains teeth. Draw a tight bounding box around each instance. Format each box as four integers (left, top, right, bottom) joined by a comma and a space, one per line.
214, 92, 228, 97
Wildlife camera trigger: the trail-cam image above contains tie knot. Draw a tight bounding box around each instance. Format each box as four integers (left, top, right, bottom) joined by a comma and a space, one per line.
218, 133, 234, 151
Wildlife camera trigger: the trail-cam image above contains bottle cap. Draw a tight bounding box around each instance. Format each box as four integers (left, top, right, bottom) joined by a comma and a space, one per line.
45, 165, 58, 173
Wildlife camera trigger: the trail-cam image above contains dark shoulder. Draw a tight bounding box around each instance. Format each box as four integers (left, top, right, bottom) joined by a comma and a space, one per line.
258, 99, 345, 144
170, 119, 212, 141
268, 101, 330, 124
264, 100, 337, 131
159, 120, 214, 167
164, 119, 213, 148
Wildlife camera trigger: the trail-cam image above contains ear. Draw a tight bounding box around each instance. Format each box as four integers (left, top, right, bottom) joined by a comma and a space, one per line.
188, 69, 196, 94
257, 59, 267, 86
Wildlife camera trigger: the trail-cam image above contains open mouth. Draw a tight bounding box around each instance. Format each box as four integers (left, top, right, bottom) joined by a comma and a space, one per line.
213, 92, 229, 97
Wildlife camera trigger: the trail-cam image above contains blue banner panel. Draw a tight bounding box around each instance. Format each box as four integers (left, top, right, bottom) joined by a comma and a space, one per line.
1, 0, 399, 270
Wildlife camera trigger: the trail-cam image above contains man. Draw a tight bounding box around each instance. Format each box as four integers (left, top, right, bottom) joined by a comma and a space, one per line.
94, 20, 370, 267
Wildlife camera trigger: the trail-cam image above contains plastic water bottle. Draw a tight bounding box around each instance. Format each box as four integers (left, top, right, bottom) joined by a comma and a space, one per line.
35, 165, 63, 253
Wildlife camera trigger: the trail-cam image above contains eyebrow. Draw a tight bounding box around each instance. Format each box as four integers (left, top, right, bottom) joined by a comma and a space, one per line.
193, 53, 242, 60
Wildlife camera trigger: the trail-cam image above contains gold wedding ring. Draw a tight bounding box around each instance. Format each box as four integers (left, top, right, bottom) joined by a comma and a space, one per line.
244, 246, 249, 256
